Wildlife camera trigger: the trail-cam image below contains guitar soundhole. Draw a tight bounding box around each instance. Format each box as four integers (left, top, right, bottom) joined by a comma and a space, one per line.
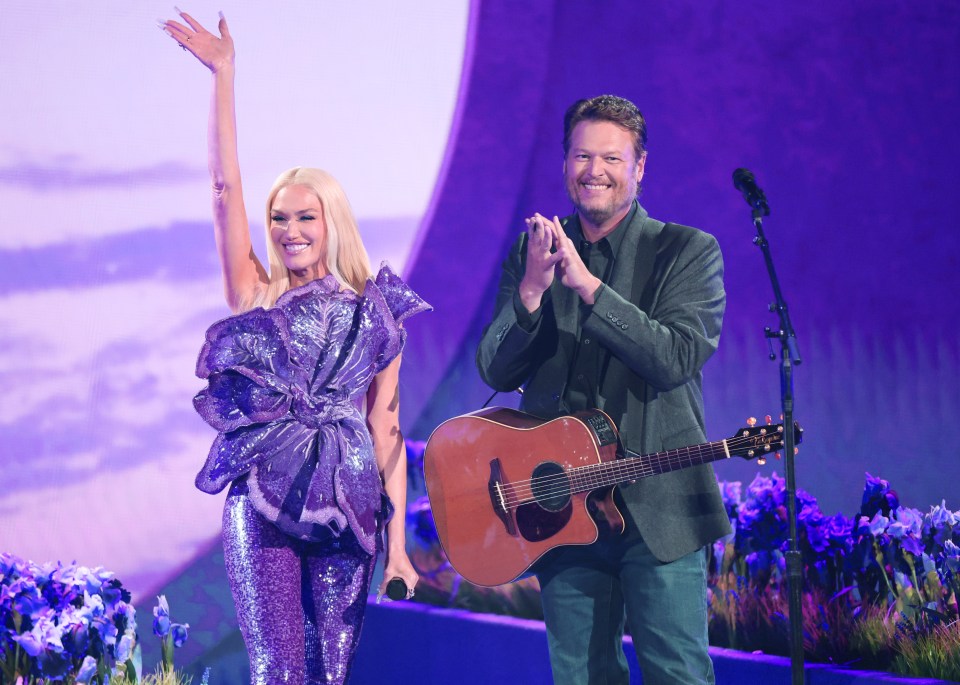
530, 462, 571, 512
517, 461, 573, 543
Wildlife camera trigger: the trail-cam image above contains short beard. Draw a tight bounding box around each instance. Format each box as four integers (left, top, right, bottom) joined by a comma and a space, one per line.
566, 180, 639, 230
575, 203, 617, 228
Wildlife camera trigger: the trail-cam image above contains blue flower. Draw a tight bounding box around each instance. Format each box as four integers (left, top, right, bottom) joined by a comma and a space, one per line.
79, 591, 105, 621
12, 613, 64, 657
153, 595, 171, 637
76, 655, 98, 683
718, 479, 742, 520
923, 500, 958, 547
943, 540, 960, 574
6, 576, 48, 618
171, 622, 190, 648
736, 473, 790, 555
888, 506, 922, 538
116, 633, 135, 663
115, 600, 137, 634
861, 472, 899, 519
867, 511, 890, 537
52, 563, 114, 598
406, 495, 440, 546
58, 606, 92, 658
888, 506, 924, 556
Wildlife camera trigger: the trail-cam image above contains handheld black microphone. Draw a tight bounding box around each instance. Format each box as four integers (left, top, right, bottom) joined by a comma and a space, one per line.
385, 577, 408, 601
732, 168, 770, 217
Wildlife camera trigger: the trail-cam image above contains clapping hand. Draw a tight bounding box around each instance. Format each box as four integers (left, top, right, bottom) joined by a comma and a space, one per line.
159, 8, 234, 73
542, 213, 601, 304
518, 214, 562, 312
522, 213, 601, 306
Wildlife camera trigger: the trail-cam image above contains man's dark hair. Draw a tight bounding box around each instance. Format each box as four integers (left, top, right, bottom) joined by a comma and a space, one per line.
562, 95, 648, 162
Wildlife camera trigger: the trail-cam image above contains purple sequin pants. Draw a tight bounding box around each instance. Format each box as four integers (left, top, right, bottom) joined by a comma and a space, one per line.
222, 481, 376, 685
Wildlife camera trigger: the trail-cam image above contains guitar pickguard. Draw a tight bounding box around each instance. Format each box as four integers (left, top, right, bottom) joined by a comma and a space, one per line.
515, 500, 573, 542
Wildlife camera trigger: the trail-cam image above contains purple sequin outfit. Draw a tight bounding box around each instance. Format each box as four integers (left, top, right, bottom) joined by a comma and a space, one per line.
194, 264, 430, 684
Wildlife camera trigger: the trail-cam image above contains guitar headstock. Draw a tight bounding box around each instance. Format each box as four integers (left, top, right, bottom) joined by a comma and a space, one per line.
727, 418, 803, 463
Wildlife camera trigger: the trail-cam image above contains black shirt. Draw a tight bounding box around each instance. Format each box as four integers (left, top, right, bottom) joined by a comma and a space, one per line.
563, 202, 636, 412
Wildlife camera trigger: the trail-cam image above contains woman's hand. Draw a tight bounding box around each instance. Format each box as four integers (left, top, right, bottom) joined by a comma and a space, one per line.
160, 9, 234, 73
379, 550, 419, 601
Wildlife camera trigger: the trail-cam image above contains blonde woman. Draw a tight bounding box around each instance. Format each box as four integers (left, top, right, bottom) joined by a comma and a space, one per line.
161, 10, 428, 684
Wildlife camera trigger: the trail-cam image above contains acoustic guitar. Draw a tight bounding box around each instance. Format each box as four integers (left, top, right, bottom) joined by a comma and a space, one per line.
423, 407, 801, 587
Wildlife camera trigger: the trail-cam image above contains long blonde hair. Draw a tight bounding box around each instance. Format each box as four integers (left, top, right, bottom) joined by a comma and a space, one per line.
252, 167, 372, 309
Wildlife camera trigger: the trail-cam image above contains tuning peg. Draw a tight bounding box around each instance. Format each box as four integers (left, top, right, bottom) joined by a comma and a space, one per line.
780, 413, 784, 421
765, 415, 773, 425
775, 452, 782, 460
794, 447, 800, 456
746, 417, 757, 427
757, 456, 767, 466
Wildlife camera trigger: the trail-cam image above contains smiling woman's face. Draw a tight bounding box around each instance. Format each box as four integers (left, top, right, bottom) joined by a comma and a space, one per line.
269, 184, 329, 282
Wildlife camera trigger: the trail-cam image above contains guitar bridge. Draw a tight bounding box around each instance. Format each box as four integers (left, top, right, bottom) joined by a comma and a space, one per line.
488, 458, 517, 536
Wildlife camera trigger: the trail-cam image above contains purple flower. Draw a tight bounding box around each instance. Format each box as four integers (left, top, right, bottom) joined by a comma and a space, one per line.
943, 540, 960, 574
888, 506, 923, 538
867, 511, 889, 537
860, 472, 899, 519
79, 591, 105, 621
406, 495, 440, 546
825, 513, 854, 551
6, 576, 48, 618
76, 655, 98, 683
153, 595, 171, 637
923, 500, 958, 547
718, 479, 742, 520
116, 633, 135, 663
12, 613, 64, 657
887, 506, 924, 556
100, 577, 129, 610
58, 606, 91, 658
171, 622, 190, 648
115, 600, 137, 634
736, 473, 790, 555
92, 613, 119, 646
52, 564, 114, 597
803, 512, 829, 554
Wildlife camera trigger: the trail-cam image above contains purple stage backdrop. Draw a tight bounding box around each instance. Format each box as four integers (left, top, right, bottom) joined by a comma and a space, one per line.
1, 0, 958, 607
403, 0, 960, 520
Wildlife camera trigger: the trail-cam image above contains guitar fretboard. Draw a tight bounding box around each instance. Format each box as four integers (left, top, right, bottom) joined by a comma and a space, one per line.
567, 441, 729, 493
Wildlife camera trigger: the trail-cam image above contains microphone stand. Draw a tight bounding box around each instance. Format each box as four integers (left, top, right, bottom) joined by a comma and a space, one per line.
748, 202, 805, 685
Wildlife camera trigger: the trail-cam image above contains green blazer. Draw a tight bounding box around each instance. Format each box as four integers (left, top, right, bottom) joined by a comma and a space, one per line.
476, 204, 731, 562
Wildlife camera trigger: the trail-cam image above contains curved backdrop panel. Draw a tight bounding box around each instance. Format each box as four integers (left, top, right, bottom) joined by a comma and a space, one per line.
0, 0, 469, 598
403, 0, 960, 517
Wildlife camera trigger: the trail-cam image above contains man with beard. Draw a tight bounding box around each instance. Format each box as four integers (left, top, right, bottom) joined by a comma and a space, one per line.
477, 95, 731, 684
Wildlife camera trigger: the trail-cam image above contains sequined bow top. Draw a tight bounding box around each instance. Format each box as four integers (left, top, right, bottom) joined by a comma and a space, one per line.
193, 264, 430, 553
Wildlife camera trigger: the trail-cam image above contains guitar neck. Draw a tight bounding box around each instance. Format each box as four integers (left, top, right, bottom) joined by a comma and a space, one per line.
567, 440, 730, 493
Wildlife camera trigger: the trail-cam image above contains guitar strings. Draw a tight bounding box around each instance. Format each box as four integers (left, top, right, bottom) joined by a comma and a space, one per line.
498, 432, 783, 508
498, 435, 763, 508
496, 432, 784, 509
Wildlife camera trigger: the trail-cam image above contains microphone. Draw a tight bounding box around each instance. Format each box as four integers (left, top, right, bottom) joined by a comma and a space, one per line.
385, 577, 409, 601
732, 168, 770, 217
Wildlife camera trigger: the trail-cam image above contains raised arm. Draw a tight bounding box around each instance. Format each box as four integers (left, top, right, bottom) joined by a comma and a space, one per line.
161, 10, 267, 311
365, 356, 418, 597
